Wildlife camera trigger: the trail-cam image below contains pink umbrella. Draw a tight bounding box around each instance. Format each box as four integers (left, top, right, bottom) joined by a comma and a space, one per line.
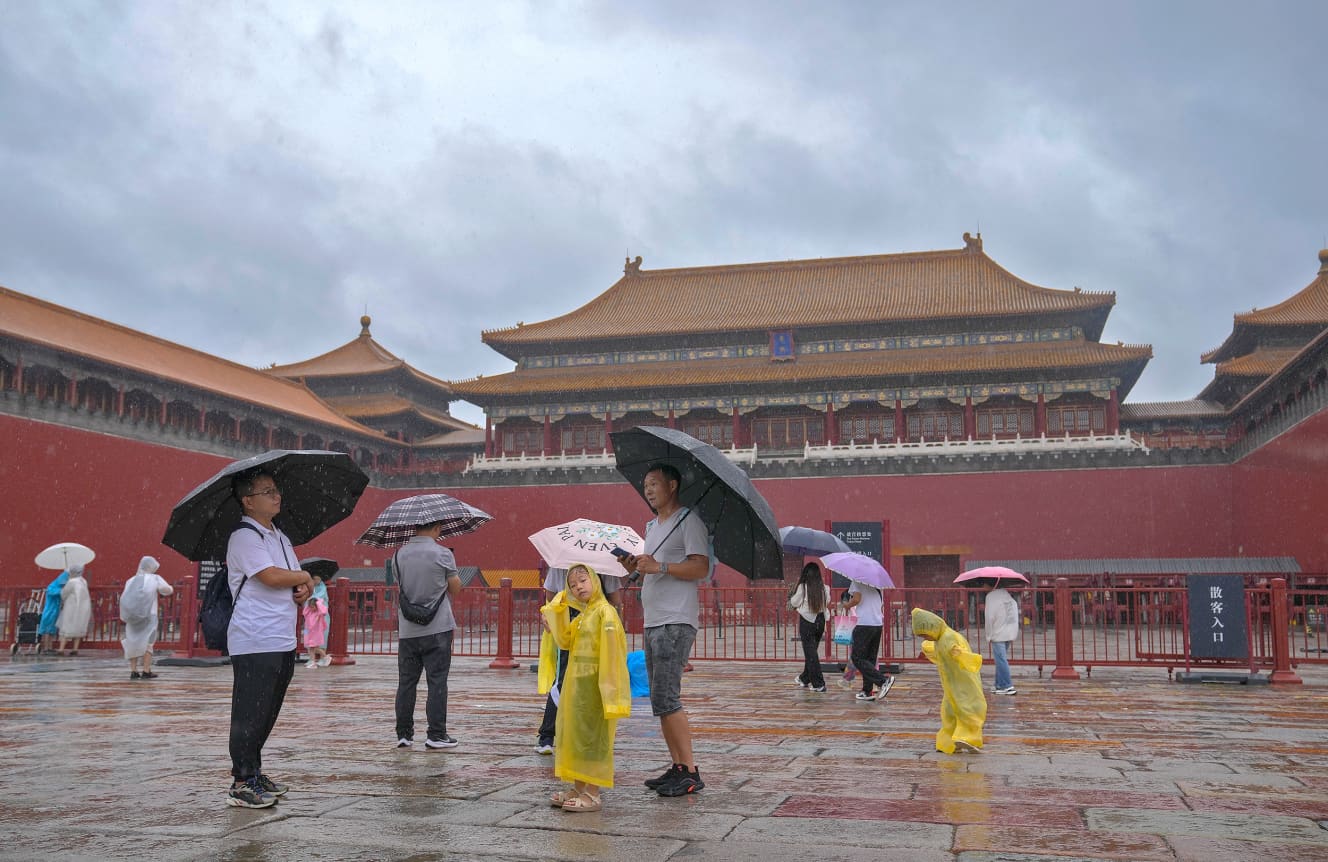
821, 552, 895, 590
955, 566, 1030, 586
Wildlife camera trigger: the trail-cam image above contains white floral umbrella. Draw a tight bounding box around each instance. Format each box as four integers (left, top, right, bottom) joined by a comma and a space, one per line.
528, 519, 644, 578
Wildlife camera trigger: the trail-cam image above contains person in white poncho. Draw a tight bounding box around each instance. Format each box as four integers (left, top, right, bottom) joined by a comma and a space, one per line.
57, 565, 92, 655
120, 556, 174, 679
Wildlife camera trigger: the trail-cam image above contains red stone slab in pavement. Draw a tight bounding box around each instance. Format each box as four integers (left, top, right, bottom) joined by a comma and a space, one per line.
953, 823, 1175, 860
912, 784, 1188, 811
776, 794, 1084, 828
1183, 793, 1328, 821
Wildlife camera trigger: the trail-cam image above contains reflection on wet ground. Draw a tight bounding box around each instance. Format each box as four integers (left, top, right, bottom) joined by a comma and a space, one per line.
2, 654, 1326, 860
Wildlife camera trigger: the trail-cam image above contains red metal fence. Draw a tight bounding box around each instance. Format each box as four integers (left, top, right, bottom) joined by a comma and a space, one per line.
5, 577, 1325, 681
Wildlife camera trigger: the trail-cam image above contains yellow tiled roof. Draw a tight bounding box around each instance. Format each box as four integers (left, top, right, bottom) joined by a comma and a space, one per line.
482, 238, 1114, 354
1202, 253, 1328, 363
267, 315, 454, 393
0, 285, 384, 437
323, 393, 474, 431
1214, 347, 1300, 378
480, 569, 542, 589
452, 339, 1151, 399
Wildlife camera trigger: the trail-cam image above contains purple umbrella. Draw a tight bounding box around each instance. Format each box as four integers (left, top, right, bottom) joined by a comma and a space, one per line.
821, 552, 895, 590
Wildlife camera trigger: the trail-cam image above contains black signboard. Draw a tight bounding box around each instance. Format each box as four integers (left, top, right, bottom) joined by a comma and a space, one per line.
830, 521, 883, 590
1186, 574, 1249, 659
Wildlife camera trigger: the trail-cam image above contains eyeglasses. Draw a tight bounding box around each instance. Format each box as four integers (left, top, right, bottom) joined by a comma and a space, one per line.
246, 487, 281, 498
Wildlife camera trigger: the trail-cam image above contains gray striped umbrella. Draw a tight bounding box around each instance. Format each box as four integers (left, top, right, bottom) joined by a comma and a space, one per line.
355, 493, 492, 548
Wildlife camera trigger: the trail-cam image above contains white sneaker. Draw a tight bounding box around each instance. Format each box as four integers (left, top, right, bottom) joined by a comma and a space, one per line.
854, 691, 876, 701
395, 738, 413, 748
535, 741, 554, 755
793, 676, 808, 688
875, 677, 894, 700
318, 656, 332, 668
994, 686, 1017, 696
305, 660, 317, 669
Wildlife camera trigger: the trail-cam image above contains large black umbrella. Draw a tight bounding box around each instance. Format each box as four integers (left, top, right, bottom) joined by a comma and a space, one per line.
162, 450, 370, 561
610, 426, 784, 580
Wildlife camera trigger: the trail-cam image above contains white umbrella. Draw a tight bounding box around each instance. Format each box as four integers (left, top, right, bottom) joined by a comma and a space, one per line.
528, 518, 644, 578
34, 542, 96, 570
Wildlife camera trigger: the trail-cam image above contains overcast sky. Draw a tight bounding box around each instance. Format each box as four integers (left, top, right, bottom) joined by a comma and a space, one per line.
3, 2, 1324, 426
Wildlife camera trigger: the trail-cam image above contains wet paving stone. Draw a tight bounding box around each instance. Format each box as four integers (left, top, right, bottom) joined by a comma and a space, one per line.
5, 654, 1328, 860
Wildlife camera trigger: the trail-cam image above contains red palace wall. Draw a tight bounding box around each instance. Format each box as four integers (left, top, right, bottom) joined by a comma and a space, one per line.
1, 410, 1319, 589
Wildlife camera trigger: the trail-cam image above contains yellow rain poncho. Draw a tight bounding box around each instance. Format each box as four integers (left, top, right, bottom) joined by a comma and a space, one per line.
538, 564, 631, 788
911, 607, 987, 754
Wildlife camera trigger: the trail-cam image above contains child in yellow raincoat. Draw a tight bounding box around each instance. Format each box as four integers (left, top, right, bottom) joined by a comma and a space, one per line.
911, 608, 987, 754
538, 563, 631, 812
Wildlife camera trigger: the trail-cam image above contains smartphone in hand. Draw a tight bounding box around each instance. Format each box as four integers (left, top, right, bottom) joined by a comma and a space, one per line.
610, 546, 631, 559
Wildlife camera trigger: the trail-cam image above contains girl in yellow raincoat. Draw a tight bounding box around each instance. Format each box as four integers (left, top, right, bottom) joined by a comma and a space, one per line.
911, 607, 987, 753
538, 563, 631, 812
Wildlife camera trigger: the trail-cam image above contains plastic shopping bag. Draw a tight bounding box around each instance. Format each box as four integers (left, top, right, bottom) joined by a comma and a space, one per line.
832, 613, 857, 646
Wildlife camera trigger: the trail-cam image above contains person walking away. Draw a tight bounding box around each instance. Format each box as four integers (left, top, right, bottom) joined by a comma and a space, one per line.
788, 563, 827, 692
120, 556, 173, 679
845, 579, 893, 701
225, 471, 316, 808
38, 568, 70, 655
911, 607, 987, 753
536, 567, 624, 754
302, 572, 331, 668
985, 582, 1020, 695
539, 564, 630, 812
393, 521, 462, 750
57, 564, 92, 655
624, 462, 711, 797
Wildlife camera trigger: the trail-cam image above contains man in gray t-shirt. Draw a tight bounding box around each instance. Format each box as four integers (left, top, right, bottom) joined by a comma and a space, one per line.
392, 522, 461, 750
625, 463, 711, 797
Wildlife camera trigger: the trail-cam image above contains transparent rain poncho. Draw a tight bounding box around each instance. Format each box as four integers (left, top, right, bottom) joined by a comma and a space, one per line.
911, 607, 987, 754
538, 564, 631, 788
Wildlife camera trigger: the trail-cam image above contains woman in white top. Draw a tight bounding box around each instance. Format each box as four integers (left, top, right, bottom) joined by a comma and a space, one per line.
788, 563, 829, 691
120, 556, 175, 679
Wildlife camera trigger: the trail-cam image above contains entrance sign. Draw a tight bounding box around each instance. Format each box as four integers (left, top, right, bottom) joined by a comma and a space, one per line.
1186, 574, 1249, 660
829, 521, 883, 589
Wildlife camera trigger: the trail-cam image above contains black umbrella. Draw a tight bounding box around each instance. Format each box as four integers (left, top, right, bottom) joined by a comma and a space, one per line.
610, 426, 784, 580
162, 450, 370, 562
299, 557, 341, 581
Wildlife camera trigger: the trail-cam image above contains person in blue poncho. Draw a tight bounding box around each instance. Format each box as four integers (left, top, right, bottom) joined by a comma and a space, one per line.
38, 567, 73, 654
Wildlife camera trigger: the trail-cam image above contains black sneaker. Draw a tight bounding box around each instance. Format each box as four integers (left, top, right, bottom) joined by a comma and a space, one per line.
425, 735, 459, 749
255, 774, 288, 796
644, 763, 686, 789
657, 768, 704, 797
226, 778, 276, 809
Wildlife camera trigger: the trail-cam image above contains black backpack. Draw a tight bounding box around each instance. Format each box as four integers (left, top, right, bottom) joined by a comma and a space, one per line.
198, 523, 262, 653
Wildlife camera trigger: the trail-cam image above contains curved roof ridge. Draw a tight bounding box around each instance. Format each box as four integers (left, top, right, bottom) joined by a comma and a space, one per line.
1202, 251, 1328, 363
482, 237, 1116, 353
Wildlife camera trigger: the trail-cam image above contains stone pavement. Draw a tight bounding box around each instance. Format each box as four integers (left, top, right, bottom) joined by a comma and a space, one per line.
2, 653, 1327, 862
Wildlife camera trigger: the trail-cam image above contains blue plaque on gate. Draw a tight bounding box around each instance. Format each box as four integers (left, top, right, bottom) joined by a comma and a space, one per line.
1186, 574, 1248, 660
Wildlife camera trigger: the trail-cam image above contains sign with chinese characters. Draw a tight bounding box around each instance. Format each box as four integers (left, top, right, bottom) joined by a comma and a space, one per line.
830, 521, 883, 589
769, 330, 795, 361
1186, 574, 1249, 659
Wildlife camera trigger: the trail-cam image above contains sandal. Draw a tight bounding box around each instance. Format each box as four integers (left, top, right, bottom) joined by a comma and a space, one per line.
561, 791, 602, 812
549, 790, 573, 808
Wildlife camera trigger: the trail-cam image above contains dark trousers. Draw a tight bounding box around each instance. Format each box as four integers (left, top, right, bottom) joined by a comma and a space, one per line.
850, 624, 887, 693
797, 614, 826, 689
396, 630, 454, 740
537, 606, 577, 742
229, 650, 296, 781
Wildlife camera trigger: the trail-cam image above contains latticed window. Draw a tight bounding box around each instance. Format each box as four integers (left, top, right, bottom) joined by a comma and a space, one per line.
906, 410, 963, 441
681, 421, 733, 447
501, 425, 542, 453
559, 424, 604, 451
839, 414, 895, 442
976, 407, 1034, 437
751, 416, 824, 449
1047, 405, 1105, 434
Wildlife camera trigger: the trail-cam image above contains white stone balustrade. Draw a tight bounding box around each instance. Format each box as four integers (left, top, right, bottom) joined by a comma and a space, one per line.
464, 445, 760, 472
802, 431, 1148, 461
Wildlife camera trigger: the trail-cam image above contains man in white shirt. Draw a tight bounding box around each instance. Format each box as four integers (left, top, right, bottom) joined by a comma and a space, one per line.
224, 471, 315, 809
985, 585, 1020, 695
